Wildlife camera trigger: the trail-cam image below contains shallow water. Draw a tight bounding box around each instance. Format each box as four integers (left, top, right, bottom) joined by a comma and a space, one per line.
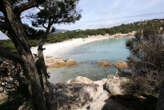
49, 36, 132, 83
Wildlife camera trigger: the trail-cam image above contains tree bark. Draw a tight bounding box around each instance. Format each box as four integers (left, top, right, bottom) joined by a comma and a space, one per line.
36, 22, 53, 108
157, 81, 164, 110
156, 72, 164, 110
37, 24, 51, 93
2, 1, 48, 110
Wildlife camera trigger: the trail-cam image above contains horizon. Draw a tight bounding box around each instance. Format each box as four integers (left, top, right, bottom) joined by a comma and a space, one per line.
0, 18, 164, 40
20, 0, 164, 30
54, 0, 164, 30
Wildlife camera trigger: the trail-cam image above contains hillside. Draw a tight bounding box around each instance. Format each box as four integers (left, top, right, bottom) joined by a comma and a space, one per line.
0, 18, 164, 50
33, 18, 164, 45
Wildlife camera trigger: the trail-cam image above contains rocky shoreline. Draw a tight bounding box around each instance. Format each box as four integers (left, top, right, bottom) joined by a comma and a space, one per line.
30, 31, 146, 110
49, 74, 131, 110
48, 72, 157, 110
17, 73, 156, 110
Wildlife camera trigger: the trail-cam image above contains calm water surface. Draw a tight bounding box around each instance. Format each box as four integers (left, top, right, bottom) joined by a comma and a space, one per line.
49, 36, 132, 83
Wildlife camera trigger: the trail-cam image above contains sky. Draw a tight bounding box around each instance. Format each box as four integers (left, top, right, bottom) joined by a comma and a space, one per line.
53, 0, 164, 30
1, 0, 164, 39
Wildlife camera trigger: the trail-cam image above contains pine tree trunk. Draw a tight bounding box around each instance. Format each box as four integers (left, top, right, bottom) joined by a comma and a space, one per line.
37, 22, 52, 92
3, 1, 48, 110
36, 48, 49, 93
36, 47, 51, 109
36, 23, 52, 107
157, 82, 164, 110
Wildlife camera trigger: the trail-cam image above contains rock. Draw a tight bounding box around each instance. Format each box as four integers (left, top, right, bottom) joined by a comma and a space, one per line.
50, 76, 111, 110
66, 59, 77, 66
117, 68, 132, 77
18, 102, 33, 110
93, 78, 107, 86
102, 98, 130, 110
47, 60, 66, 68
113, 61, 128, 68
97, 60, 111, 67
79, 90, 109, 110
0, 87, 4, 92
67, 76, 93, 84
66, 79, 73, 84
105, 75, 131, 95
49, 75, 135, 110
45, 57, 64, 67
0, 58, 23, 95
45, 57, 77, 68
0, 92, 8, 104
56, 60, 66, 66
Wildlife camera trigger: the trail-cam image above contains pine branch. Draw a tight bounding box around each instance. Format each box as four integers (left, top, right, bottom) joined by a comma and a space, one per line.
14, 0, 45, 15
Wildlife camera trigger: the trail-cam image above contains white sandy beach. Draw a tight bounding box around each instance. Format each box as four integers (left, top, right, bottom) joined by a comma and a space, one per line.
31, 32, 136, 58
31, 35, 114, 57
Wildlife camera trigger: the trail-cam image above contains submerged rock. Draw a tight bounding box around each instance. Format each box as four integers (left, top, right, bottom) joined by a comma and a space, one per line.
97, 60, 111, 67
66, 59, 77, 66
113, 61, 128, 68
45, 57, 77, 68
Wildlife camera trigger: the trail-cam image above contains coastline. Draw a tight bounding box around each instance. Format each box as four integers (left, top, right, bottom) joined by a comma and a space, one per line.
31, 31, 136, 58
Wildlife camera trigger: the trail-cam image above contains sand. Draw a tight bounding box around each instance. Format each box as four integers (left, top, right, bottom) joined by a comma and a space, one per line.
31, 32, 135, 58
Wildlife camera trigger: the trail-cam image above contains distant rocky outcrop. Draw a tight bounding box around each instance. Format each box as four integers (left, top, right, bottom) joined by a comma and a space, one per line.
111, 31, 136, 38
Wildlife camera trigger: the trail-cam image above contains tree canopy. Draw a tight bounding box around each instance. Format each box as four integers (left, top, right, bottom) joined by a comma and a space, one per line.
32, 0, 81, 29
0, 0, 81, 110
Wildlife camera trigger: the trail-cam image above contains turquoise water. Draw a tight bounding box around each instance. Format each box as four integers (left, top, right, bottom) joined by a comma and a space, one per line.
49, 36, 131, 83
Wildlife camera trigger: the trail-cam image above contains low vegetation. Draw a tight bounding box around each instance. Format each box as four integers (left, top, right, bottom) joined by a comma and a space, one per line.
1, 19, 164, 49
125, 22, 164, 109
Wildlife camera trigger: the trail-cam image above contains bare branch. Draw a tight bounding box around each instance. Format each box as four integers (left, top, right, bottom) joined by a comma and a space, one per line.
42, 24, 47, 29
14, 0, 36, 15
14, 0, 45, 15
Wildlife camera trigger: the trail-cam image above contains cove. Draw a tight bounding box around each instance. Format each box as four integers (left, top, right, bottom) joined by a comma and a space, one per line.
49, 36, 132, 83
